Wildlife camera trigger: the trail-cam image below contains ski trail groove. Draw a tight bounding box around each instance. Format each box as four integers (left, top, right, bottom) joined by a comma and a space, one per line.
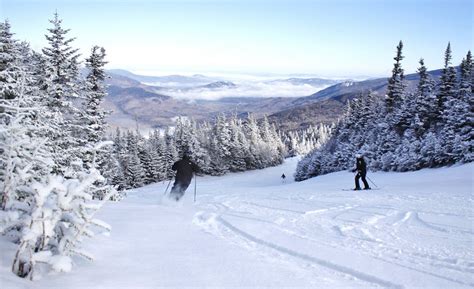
216, 216, 405, 289
243, 201, 306, 214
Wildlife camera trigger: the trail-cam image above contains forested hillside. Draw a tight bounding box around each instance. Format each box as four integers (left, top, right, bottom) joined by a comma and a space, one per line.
108, 115, 287, 190
296, 42, 472, 181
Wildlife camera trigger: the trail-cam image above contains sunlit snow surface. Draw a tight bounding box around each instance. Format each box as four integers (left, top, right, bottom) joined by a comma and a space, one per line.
1, 158, 473, 288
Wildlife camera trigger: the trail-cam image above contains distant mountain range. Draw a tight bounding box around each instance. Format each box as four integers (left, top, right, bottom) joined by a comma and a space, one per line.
104, 71, 297, 130
268, 67, 452, 130
108, 69, 217, 87
103, 68, 449, 132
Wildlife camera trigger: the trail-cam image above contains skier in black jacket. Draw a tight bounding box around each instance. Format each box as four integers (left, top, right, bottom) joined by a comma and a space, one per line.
353, 154, 370, 190
169, 154, 199, 201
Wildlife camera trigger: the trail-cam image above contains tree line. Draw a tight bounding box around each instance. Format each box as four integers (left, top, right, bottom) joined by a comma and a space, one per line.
296, 41, 472, 181
107, 116, 334, 191
109, 114, 288, 190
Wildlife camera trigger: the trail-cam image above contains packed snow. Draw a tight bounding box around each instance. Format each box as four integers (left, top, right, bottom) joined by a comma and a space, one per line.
1, 157, 473, 288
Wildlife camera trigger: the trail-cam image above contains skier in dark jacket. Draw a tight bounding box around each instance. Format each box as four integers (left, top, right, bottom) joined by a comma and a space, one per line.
353, 154, 370, 190
169, 154, 199, 201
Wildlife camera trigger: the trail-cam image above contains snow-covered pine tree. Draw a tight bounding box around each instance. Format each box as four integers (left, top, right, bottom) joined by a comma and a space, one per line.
146, 146, 162, 183
0, 66, 53, 230
82, 46, 108, 164
386, 40, 405, 114
269, 122, 286, 165
209, 114, 231, 175
109, 128, 127, 191
124, 131, 145, 188
137, 143, 152, 185
437, 43, 460, 164
0, 20, 19, 102
244, 114, 263, 169
42, 13, 80, 106
195, 121, 213, 174
374, 42, 407, 168
457, 51, 473, 162
149, 129, 167, 180
29, 50, 48, 91
81, 46, 117, 199
443, 50, 472, 163
164, 127, 179, 178
41, 13, 82, 174
437, 43, 458, 122
259, 115, 286, 166
0, 20, 20, 189
415, 58, 437, 134
174, 116, 189, 156
186, 120, 210, 173
11, 142, 114, 279
228, 116, 248, 171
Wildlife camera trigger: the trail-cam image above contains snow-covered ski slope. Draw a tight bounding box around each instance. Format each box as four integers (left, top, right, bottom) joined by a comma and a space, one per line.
2, 158, 473, 288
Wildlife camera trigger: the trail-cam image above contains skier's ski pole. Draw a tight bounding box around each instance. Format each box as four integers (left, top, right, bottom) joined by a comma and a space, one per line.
193, 174, 197, 203
366, 175, 378, 188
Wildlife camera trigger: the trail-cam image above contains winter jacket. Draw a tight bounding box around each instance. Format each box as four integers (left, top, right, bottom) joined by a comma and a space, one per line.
172, 157, 199, 185
356, 158, 367, 175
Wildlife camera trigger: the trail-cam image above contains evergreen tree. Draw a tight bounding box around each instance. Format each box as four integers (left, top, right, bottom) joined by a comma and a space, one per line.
209, 114, 231, 174
125, 149, 144, 188
81, 46, 109, 176
42, 12, 80, 107
437, 43, 460, 163
437, 42, 458, 122
83, 46, 108, 144
415, 58, 437, 133
164, 128, 178, 178
41, 13, 82, 174
443, 51, 472, 162
245, 114, 263, 169
228, 117, 248, 171
0, 20, 20, 187
386, 40, 405, 113
0, 20, 19, 101
186, 120, 211, 173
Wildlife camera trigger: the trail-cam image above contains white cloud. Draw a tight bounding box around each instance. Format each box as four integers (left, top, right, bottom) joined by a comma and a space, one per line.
157, 81, 330, 100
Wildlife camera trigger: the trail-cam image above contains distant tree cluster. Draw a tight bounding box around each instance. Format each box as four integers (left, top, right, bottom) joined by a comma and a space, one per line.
296, 41, 472, 181
281, 124, 332, 157
0, 15, 114, 279
109, 114, 287, 190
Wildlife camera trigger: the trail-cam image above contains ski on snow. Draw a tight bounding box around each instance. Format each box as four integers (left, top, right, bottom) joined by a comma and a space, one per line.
341, 188, 381, 191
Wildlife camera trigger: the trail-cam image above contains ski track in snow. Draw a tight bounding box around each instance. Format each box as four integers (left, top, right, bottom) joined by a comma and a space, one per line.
190, 159, 474, 288
1, 158, 473, 288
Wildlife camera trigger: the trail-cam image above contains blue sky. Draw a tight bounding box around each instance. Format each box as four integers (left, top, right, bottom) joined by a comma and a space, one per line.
1, 0, 472, 77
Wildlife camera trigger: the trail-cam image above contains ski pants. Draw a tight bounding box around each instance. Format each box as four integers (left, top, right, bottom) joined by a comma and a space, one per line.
355, 172, 370, 189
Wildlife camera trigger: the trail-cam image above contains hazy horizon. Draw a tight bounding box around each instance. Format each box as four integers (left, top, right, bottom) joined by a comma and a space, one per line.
117, 68, 368, 81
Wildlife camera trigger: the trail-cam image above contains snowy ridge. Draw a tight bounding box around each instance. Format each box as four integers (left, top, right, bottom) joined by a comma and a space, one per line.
1, 158, 473, 288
